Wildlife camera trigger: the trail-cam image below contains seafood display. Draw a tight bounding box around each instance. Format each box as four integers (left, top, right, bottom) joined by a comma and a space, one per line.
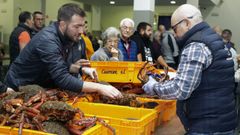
0, 85, 114, 135
78, 62, 172, 108
0, 62, 173, 134
94, 93, 159, 109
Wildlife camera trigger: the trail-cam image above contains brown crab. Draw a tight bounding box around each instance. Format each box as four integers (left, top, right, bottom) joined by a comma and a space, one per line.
40, 101, 78, 122
42, 121, 70, 135
94, 93, 143, 108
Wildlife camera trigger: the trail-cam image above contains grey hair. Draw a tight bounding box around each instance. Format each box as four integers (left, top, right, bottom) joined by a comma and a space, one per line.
101, 27, 120, 45
120, 18, 135, 27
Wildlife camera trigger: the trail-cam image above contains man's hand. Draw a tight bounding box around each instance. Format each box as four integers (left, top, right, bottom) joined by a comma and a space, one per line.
75, 59, 90, 67
69, 59, 90, 74
82, 82, 122, 99
142, 76, 158, 96
98, 85, 123, 99
69, 64, 80, 73
82, 67, 98, 80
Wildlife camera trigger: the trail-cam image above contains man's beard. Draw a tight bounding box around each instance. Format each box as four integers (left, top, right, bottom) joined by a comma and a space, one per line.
64, 26, 79, 43
143, 32, 150, 39
36, 23, 43, 30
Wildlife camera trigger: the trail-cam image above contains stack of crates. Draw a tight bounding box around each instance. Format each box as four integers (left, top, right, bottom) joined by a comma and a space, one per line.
90, 61, 177, 126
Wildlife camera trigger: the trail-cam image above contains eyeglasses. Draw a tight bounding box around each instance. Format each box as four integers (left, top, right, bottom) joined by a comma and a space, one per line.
171, 16, 194, 33
171, 19, 185, 33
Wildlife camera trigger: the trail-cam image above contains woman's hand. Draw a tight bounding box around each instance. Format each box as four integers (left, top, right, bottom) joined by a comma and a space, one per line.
110, 48, 119, 58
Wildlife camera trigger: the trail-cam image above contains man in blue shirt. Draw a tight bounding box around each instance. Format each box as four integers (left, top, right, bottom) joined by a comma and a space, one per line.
118, 18, 141, 61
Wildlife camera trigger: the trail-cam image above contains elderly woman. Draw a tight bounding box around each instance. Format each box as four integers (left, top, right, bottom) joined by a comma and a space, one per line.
91, 27, 123, 61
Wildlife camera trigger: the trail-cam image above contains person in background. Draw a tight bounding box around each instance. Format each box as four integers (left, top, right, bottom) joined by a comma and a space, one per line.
221, 29, 238, 71
131, 22, 153, 62
118, 18, 141, 61
89, 35, 100, 52
9, 11, 33, 64
213, 26, 237, 70
222, 29, 236, 50
143, 4, 237, 134
81, 21, 94, 60
131, 22, 175, 71
91, 27, 123, 61
158, 24, 179, 69
31, 11, 45, 36
4, 3, 122, 99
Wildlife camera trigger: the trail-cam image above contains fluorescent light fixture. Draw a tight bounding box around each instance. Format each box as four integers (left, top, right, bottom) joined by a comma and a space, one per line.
110, 1, 115, 4
170, 0, 176, 4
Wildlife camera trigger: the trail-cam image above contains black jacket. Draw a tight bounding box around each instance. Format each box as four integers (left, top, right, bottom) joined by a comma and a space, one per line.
5, 22, 83, 91
131, 32, 159, 62
9, 23, 33, 64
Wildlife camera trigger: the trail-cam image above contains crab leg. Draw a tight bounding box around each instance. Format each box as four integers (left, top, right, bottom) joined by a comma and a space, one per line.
0, 114, 8, 126
18, 112, 25, 135
97, 118, 116, 135
25, 91, 42, 106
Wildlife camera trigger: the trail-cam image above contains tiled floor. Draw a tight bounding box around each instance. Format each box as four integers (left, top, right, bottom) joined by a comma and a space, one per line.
154, 116, 186, 135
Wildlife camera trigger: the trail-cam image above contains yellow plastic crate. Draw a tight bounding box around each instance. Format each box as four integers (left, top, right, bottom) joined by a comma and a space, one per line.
83, 123, 107, 135
137, 97, 176, 126
161, 101, 176, 122
0, 126, 55, 135
90, 61, 145, 84
72, 102, 157, 135
0, 122, 105, 135
90, 61, 176, 84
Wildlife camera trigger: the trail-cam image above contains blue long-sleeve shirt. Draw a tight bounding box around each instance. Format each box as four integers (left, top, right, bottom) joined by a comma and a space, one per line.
151, 42, 212, 100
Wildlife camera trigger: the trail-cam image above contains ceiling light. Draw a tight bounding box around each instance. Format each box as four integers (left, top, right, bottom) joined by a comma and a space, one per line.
110, 1, 115, 4
170, 0, 176, 4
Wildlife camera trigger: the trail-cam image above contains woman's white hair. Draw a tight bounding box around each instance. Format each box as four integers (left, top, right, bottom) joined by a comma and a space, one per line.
120, 18, 134, 27
101, 27, 120, 45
